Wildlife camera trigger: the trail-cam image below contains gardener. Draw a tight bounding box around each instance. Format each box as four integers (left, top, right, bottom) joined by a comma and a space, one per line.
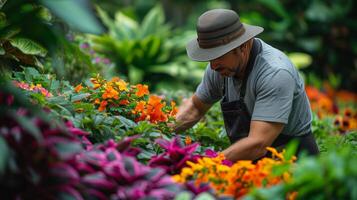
174, 8, 319, 161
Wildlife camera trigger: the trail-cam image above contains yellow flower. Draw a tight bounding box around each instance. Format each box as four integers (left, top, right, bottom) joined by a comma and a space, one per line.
116, 79, 128, 91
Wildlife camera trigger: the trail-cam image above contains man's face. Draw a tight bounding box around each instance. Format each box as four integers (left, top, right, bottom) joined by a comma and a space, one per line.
209, 47, 244, 77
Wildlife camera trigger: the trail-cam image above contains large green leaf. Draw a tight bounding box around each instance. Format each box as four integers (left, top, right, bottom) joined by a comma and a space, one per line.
114, 11, 138, 40
40, 0, 105, 34
139, 5, 166, 38
9, 38, 47, 57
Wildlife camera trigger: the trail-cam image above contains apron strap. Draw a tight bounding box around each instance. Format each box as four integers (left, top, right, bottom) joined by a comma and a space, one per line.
240, 39, 261, 99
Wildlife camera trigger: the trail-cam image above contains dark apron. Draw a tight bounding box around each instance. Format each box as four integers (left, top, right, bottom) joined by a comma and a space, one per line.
220, 39, 319, 159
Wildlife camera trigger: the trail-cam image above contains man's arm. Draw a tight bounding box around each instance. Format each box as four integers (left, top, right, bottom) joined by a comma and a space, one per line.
174, 94, 212, 133
222, 120, 284, 161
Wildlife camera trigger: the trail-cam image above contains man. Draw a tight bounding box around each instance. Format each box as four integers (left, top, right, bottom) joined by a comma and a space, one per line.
174, 8, 319, 162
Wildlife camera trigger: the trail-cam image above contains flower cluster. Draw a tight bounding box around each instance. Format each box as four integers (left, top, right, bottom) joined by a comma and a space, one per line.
13, 80, 52, 97
305, 85, 357, 132
172, 148, 295, 199
74, 75, 178, 124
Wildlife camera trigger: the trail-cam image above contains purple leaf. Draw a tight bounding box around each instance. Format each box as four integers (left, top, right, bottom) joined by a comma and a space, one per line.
50, 163, 79, 183
82, 172, 117, 190
204, 149, 218, 158
57, 185, 83, 200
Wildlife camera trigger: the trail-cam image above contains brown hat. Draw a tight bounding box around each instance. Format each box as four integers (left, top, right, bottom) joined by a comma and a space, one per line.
186, 9, 263, 61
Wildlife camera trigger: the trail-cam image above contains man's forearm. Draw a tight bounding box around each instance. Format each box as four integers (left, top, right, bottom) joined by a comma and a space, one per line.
174, 95, 211, 133
174, 100, 203, 133
222, 137, 267, 161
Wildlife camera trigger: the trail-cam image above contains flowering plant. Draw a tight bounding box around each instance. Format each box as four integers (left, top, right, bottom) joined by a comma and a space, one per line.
13, 80, 52, 97
172, 148, 296, 199
74, 75, 178, 125
0, 91, 182, 200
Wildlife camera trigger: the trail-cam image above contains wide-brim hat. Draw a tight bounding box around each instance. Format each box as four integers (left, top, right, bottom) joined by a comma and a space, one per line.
186, 9, 264, 62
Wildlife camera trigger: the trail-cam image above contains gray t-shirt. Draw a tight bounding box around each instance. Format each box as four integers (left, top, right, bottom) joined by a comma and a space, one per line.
196, 38, 312, 136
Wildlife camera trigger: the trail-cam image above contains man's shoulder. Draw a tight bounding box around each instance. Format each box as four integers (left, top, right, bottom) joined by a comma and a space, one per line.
255, 39, 297, 76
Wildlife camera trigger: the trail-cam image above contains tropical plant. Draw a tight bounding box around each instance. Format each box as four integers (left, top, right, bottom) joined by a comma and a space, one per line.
88, 5, 206, 91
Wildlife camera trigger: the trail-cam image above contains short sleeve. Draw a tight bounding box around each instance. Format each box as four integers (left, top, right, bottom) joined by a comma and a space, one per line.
252, 69, 295, 124
195, 64, 223, 104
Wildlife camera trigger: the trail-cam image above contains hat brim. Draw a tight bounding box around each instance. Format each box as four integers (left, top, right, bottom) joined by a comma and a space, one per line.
186, 23, 264, 62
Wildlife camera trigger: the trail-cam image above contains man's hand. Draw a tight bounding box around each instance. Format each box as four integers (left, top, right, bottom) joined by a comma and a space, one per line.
222, 120, 284, 161
174, 94, 212, 133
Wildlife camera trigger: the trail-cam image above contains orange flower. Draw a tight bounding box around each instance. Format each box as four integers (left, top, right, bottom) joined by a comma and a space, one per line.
98, 100, 108, 111
170, 101, 178, 117
133, 101, 146, 114
74, 84, 83, 93
119, 99, 129, 105
102, 86, 119, 100
185, 136, 192, 145
305, 86, 321, 101
135, 84, 149, 97
336, 90, 357, 103
172, 147, 294, 199
94, 98, 101, 104
148, 95, 162, 106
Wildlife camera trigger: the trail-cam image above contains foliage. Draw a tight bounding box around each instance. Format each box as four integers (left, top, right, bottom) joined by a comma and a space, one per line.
88, 4, 206, 91
0, 0, 105, 83
0, 89, 183, 200
244, 145, 357, 200
149, 136, 200, 175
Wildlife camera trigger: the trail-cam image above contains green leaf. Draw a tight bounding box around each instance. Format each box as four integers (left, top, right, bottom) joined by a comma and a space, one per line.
257, 0, 288, 18
174, 191, 192, 200
40, 0, 105, 34
194, 193, 216, 200
116, 116, 137, 129
128, 65, 144, 84
0, 0, 7, 9
288, 52, 312, 69
0, 137, 9, 174
114, 11, 138, 39
55, 142, 82, 159
139, 5, 165, 38
9, 38, 47, 57
70, 93, 90, 102
0, 46, 5, 55
284, 139, 299, 160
